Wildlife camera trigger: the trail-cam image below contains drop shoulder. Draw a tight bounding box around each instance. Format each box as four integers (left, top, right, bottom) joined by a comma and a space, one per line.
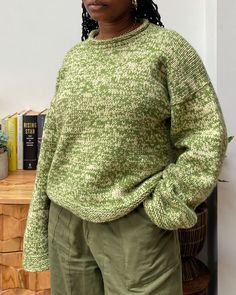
148, 23, 191, 48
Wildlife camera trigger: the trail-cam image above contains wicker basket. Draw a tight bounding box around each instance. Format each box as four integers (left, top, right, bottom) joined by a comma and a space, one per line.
178, 201, 208, 257
182, 257, 210, 294
178, 201, 208, 281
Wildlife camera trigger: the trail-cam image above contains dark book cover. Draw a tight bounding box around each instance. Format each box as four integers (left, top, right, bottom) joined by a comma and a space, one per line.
37, 108, 48, 159
23, 110, 39, 170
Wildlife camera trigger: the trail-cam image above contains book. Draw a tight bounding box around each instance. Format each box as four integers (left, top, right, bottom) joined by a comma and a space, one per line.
37, 108, 48, 159
23, 110, 39, 170
7, 112, 18, 171
17, 110, 27, 170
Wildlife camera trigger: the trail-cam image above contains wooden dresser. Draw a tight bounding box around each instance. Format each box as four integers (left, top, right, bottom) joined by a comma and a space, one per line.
0, 170, 51, 295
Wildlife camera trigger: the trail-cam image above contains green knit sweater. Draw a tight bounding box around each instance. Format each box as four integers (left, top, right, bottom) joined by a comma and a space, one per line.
22, 18, 228, 272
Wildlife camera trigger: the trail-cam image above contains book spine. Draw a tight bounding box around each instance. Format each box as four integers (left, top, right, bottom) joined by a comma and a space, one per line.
7, 116, 17, 171
17, 114, 24, 169
23, 115, 38, 170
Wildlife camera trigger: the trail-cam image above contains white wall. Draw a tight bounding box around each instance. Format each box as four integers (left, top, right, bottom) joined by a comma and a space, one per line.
217, 0, 236, 293
205, 0, 217, 86
0, 0, 82, 118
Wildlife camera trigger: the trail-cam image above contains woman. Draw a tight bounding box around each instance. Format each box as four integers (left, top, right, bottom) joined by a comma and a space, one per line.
22, 0, 228, 294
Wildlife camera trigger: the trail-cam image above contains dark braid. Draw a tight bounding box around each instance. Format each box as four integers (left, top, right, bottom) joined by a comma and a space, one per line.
81, 0, 164, 41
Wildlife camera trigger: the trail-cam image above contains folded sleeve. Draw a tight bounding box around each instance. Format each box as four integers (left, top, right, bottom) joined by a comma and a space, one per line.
143, 30, 228, 230
22, 66, 66, 272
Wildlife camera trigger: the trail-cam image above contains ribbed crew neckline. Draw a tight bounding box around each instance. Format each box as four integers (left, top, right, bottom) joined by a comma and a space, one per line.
86, 18, 150, 47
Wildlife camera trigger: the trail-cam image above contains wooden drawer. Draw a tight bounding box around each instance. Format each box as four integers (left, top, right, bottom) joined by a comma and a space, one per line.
1, 288, 51, 294
0, 204, 28, 243
1, 264, 50, 291
0, 171, 51, 294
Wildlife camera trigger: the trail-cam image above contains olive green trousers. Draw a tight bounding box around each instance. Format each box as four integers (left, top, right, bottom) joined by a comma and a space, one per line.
48, 199, 183, 295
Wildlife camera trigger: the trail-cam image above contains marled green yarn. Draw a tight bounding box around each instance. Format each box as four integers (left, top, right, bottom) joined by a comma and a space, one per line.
22, 18, 228, 272
142, 27, 228, 229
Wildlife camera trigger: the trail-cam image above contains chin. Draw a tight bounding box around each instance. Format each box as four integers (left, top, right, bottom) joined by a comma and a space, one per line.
89, 14, 112, 23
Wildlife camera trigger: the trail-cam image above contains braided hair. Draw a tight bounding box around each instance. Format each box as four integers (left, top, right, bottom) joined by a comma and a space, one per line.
81, 0, 164, 41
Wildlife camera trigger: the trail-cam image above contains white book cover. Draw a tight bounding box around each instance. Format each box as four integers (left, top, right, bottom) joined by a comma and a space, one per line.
17, 110, 27, 169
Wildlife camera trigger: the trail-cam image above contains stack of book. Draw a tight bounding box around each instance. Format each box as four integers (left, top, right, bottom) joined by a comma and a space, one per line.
0, 109, 48, 171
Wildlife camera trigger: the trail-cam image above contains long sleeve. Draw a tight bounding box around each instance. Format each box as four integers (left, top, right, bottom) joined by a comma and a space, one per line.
22, 66, 65, 272
143, 30, 228, 230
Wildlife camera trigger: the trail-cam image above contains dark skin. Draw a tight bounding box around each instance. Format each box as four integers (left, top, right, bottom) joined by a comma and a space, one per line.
82, 0, 142, 40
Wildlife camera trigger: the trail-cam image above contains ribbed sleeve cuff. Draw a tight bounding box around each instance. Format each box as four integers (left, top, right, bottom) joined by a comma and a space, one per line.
142, 193, 198, 230
22, 253, 50, 272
